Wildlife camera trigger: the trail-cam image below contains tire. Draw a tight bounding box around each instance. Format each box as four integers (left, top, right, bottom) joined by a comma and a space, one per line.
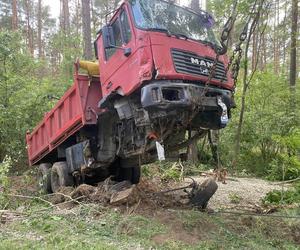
37, 163, 52, 193
116, 158, 141, 184
117, 166, 141, 184
51, 162, 74, 193
189, 178, 218, 209
131, 166, 141, 184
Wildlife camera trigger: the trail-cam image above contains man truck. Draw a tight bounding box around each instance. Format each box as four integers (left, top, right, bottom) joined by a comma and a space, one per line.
26, 0, 235, 193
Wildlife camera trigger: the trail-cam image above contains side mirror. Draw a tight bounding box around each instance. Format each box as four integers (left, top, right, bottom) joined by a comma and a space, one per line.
124, 48, 132, 57
102, 25, 115, 49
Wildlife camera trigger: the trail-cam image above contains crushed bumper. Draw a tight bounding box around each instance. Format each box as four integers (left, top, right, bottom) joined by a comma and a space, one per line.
141, 82, 234, 111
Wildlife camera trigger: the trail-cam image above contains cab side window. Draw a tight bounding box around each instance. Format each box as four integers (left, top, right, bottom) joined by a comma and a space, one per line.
120, 10, 132, 44
106, 20, 122, 59
105, 10, 132, 60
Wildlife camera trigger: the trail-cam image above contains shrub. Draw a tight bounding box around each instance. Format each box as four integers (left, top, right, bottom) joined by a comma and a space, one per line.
0, 156, 12, 207
263, 184, 300, 205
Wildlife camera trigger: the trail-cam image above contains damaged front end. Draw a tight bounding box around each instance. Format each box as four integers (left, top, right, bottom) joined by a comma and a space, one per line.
112, 80, 235, 162
141, 81, 235, 130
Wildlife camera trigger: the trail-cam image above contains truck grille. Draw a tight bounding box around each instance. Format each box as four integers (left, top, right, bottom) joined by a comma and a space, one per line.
171, 49, 227, 81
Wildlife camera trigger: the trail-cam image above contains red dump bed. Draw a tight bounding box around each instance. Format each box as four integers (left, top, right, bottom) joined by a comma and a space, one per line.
26, 74, 102, 166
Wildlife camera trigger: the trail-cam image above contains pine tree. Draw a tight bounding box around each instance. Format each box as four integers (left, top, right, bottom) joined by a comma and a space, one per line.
81, 0, 93, 60
12, 0, 18, 30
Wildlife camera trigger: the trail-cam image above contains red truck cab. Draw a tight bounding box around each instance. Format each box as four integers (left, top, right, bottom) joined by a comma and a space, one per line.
96, 0, 234, 99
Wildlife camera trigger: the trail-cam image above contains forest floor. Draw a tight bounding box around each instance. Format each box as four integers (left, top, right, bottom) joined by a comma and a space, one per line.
0, 170, 299, 249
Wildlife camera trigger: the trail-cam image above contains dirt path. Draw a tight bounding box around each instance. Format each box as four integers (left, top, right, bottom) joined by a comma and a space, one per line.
181, 176, 290, 210
8, 174, 289, 211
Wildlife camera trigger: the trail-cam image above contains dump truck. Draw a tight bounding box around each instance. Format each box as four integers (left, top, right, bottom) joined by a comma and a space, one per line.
26, 0, 235, 193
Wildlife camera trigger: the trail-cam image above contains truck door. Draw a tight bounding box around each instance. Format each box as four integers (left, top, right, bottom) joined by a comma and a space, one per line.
98, 5, 153, 99
99, 8, 135, 97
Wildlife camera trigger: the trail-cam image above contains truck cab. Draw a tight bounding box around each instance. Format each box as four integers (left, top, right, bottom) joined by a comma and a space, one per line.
96, 0, 234, 100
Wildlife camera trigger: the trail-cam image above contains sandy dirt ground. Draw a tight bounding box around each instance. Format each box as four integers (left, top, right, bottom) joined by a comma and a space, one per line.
8, 173, 291, 212
182, 176, 290, 210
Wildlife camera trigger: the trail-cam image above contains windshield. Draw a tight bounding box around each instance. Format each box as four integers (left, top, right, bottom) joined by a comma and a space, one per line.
130, 0, 220, 47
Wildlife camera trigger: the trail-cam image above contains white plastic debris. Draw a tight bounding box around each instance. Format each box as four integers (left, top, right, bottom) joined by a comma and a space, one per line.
156, 141, 166, 161
217, 97, 229, 126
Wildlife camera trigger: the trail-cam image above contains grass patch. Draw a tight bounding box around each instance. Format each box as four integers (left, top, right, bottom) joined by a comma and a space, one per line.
0, 205, 299, 249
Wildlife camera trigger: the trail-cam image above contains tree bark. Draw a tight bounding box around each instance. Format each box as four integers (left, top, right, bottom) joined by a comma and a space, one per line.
61, 0, 70, 34
187, 131, 199, 164
75, 0, 81, 37
252, 29, 257, 71
191, 0, 200, 11
81, 0, 93, 60
187, 0, 200, 164
12, 0, 18, 30
282, 0, 288, 74
37, 0, 42, 58
233, 0, 264, 168
290, 0, 298, 88
25, 0, 34, 55
273, 0, 280, 74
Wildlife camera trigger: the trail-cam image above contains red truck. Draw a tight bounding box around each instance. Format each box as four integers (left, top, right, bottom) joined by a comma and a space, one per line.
26, 0, 235, 193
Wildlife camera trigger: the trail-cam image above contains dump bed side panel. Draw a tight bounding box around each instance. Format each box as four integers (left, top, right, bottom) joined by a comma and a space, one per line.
26, 75, 102, 166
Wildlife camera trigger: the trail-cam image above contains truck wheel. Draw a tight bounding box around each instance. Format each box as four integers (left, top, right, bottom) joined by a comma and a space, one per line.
37, 163, 52, 193
131, 166, 141, 184
116, 158, 141, 184
118, 166, 141, 184
51, 162, 74, 193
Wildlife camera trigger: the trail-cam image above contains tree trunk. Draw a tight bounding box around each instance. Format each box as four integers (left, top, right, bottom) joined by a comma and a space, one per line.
259, 33, 267, 71
60, 0, 70, 34
187, 0, 200, 164
12, 0, 18, 30
290, 0, 298, 88
37, 0, 42, 58
25, 0, 34, 55
273, 0, 280, 74
81, 0, 93, 60
252, 29, 257, 71
233, 1, 264, 168
191, 0, 200, 11
200, 0, 207, 10
75, 0, 81, 37
187, 131, 199, 163
282, 0, 288, 74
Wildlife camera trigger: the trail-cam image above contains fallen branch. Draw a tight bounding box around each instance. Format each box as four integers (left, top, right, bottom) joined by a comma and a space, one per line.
271, 177, 300, 185
45, 192, 107, 215
7, 194, 56, 208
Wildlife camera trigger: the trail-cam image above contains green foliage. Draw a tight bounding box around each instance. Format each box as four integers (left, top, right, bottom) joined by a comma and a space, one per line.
0, 30, 72, 166
0, 155, 12, 207
266, 129, 300, 181
143, 161, 212, 182
229, 192, 242, 204
263, 184, 300, 205
147, 161, 183, 182
0, 155, 12, 188
219, 69, 300, 177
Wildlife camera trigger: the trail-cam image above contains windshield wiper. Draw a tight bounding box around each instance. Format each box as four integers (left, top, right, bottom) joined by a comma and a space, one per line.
148, 28, 215, 48
172, 33, 189, 40
147, 28, 190, 40
199, 40, 220, 51
150, 28, 190, 40
147, 28, 171, 36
